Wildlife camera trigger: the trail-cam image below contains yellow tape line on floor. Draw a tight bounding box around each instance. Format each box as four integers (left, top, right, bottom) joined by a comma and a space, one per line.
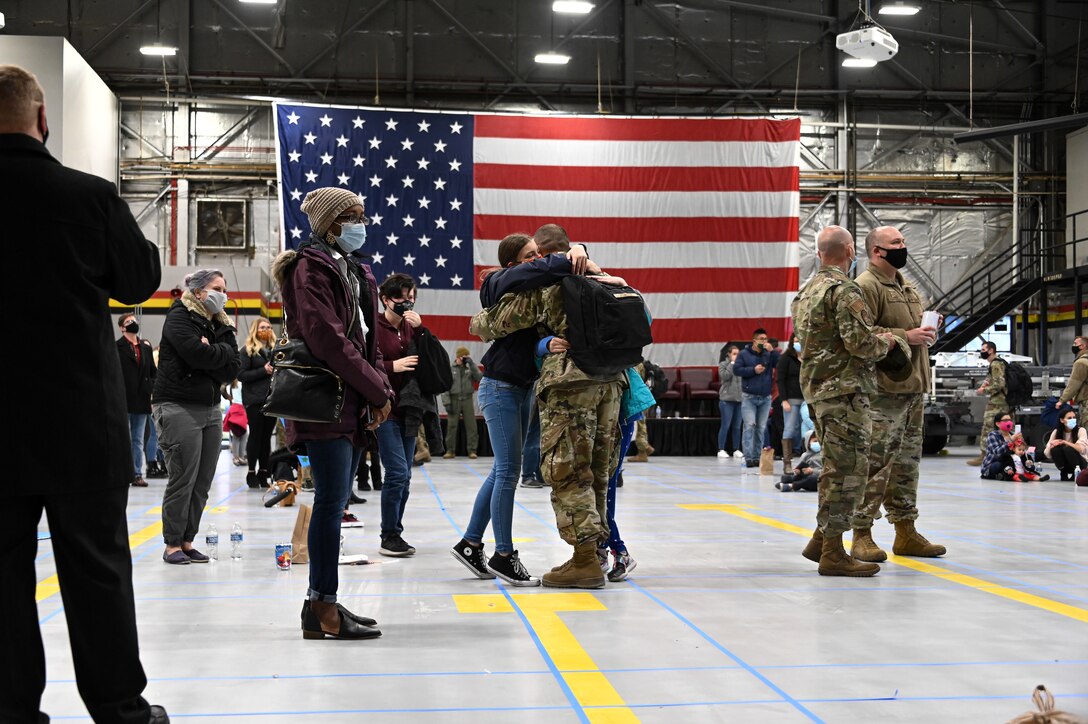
36, 520, 164, 603
455, 592, 639, 723
680, 503, 1088, 624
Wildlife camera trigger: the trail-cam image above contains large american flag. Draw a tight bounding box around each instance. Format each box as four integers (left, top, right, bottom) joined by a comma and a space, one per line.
275, 102, 799, 366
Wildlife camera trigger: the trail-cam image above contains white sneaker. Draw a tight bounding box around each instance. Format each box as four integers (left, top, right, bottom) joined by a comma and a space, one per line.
717, 450, 729, 459
732, 450, 744, 459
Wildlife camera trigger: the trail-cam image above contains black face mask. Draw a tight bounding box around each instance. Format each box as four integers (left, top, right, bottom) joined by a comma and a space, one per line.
125, 322, 139, 334
877, 246, 908, 269
980, 350, 991, 360
1074, 345, 1084, 355
392, 300, 414, 317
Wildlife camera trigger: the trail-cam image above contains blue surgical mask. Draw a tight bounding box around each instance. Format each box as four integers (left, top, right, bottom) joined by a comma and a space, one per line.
336, 222, 367, 253
792, 342, 801, 352
1066, 418, 1079, 430
203, 290, 228, 314
809, 441, 821, 453
847, 256, 857, 275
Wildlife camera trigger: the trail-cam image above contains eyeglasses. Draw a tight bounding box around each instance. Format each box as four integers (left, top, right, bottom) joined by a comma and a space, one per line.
336, 213, 370, 225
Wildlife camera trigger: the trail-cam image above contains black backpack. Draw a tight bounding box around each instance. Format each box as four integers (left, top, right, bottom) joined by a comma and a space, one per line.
410, 327, 453, 395
643, 360, 669, 402
561, 275, 653, 376
1002, 359, 1035, 408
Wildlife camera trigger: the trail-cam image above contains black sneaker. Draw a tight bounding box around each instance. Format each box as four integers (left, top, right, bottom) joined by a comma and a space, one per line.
380, 535, 413, 557
486, 550, 540, 587
451, 538, 495, 579
520, 475, 546, 488
607, 551, 637, 582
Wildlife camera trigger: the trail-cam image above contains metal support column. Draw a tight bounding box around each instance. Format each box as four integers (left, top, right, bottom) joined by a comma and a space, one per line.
1038, 287, 1049, 365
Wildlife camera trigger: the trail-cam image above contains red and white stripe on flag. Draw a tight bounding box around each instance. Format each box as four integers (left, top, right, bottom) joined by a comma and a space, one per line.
417, 114, 801, 368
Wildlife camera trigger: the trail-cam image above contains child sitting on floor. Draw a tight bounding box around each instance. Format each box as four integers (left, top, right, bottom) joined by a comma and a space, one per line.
999, 434, 1050, 482
776, 430, 821, 492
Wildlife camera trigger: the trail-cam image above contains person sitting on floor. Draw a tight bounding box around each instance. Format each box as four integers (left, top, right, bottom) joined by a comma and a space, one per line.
1043, 406, 1087, 482
998, 434, 1050, 482
776, 430, 822, 492
980, 411, 1016, 480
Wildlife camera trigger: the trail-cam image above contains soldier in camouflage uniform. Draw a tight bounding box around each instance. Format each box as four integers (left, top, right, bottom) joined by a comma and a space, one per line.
969, 340, 1007, 465
471, 281, 627, 589
853, 227, 946, 562
791, 226, 896, 577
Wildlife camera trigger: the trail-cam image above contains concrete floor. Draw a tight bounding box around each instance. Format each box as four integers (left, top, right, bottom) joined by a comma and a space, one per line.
34, 447, 1088, 723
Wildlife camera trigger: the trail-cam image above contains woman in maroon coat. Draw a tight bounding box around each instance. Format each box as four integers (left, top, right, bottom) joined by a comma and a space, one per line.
272, 187, 392, 640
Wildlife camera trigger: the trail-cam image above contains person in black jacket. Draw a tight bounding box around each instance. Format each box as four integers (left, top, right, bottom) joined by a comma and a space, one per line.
238, 316, 277, 488
118, 311, 159, 487
153, 269, 242, 565
776, 332, 804, 470
1, 64, 170, 724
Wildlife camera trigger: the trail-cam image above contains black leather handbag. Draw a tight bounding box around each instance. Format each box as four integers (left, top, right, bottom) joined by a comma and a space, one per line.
262, 333, 345, 424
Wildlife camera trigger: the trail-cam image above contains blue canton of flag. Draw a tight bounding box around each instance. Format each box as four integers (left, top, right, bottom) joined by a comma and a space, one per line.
275, 103, 474, 290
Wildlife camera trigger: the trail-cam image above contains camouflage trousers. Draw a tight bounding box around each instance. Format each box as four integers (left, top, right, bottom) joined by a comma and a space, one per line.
538, 381, 622, 546
810, 393, 872, 536
633, 418, 649, 454
855, 392, 921, 528
979, 395, 1008, 453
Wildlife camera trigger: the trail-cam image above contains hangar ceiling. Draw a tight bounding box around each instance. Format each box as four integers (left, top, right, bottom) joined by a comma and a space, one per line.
5, 0, 1084, 121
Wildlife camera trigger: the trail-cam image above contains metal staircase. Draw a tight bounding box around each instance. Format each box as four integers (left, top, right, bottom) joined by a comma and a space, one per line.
929, 209, 1086, 354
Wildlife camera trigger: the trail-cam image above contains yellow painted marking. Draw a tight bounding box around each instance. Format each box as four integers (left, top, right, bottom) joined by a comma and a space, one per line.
36, 520, 164, 603
455, 593, 639, 723
681, 503, 1088, 623
146, 506, 162, 515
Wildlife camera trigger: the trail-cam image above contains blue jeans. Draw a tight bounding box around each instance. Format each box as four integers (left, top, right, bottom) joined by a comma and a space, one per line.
521, 387, 541, 481
377, 419, 416, 537
604, 418, 635, 554
305, 437, 362, 602
465, 377, 532, 554
741, 393, 771, 461
717, 401, 742, 452
782, 398, 804, 448
145, 412, 160, 464
128, 413, 149, 478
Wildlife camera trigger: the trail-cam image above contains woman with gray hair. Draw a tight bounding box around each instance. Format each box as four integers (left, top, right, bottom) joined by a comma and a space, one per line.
153, 269, 241, 564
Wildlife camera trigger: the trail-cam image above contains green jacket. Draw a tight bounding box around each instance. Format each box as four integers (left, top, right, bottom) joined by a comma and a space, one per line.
790, 265, 891, 403
1058, 349, 1088, 405
986, 357, 1007, 405
443, 359, 482, 402
470, 286, 625, 395
856, 266, 931, 394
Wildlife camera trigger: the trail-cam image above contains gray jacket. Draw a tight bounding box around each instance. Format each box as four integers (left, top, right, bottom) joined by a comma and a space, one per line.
718, 360, 743, 402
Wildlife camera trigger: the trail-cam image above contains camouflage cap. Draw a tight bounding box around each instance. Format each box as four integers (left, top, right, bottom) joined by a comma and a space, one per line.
876, 335, 913, 382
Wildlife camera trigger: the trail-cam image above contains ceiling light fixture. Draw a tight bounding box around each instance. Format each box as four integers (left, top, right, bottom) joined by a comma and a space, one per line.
239, 0, 277, 4
553, 1, 594, 14
534, 52, 571, 65
842, 57, 878, 68
878, 1, 921, 16
140, 45, 178, 56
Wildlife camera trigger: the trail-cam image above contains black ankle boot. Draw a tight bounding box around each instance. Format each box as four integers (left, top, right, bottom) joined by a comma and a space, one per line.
350, 491, 367, 505
300, 599, 377, 629
246, 470, 260, 488
258, 470, 272, 488
301, 602, 381, 639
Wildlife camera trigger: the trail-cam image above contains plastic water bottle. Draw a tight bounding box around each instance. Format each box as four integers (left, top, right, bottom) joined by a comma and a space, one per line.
230, 522, 244, 559
205, 524, 219, 561
655, 405, 662, 419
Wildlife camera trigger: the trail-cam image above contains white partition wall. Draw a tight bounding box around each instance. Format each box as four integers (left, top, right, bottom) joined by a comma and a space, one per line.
0, 35, 118, 184
1067, 126, 1088, 267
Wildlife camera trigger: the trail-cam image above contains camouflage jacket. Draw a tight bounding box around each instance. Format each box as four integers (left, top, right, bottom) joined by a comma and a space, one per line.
986, 357, 1007, 400
790, 265, 891, 403
470, 286, 625, 395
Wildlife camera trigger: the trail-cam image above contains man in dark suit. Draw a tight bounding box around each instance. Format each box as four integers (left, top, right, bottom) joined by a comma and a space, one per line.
117, 312, 159, 487
0, 64, 170, 723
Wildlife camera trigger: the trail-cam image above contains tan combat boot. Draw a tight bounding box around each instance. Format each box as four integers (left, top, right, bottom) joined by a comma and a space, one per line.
818, 532, 880, 577
542, 542, 607, 588
782, 439, 793, 472
801, 527, 823, 562
892, 520, 947, 557
628, 450, 649, 463
851, 528, 888, 562
966, 456, 983, 466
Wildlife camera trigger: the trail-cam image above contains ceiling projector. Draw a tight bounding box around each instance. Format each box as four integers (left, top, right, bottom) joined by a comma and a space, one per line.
836, 25, 899, 62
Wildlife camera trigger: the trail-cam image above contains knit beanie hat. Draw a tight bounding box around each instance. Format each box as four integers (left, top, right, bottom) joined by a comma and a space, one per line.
456, 346, 470, 358
300, 188, 364, 236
